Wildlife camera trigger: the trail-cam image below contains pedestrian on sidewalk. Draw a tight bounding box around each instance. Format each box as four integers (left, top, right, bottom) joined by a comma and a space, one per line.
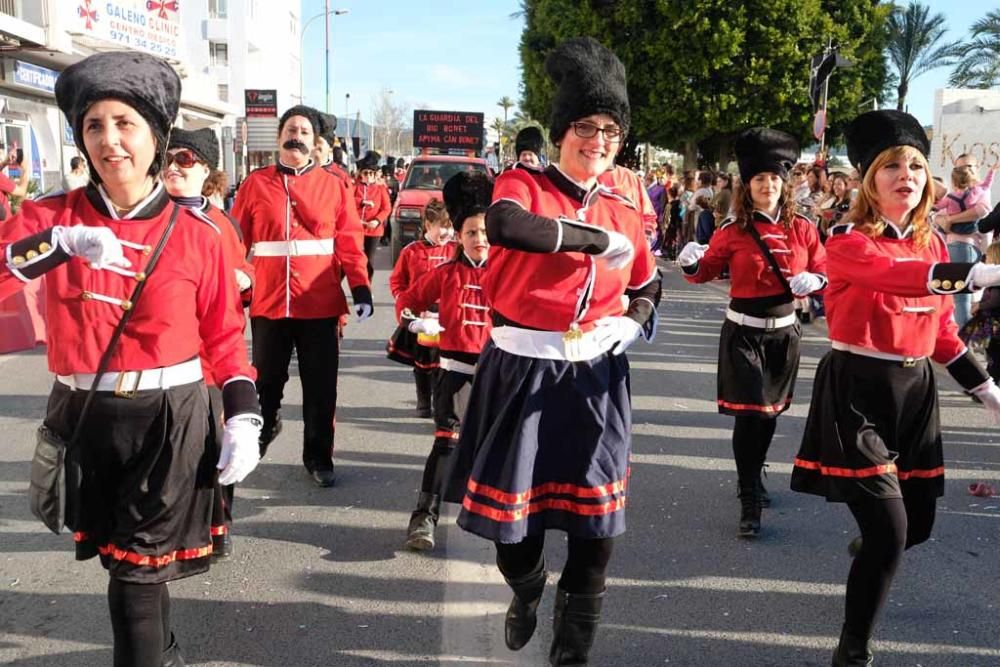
446, 37, 660, 665
0, 51, 262, 666
677, 127, 827, 538
233, 104, 371, 488
789, 110, 1000, 666
398, 172, 492, 551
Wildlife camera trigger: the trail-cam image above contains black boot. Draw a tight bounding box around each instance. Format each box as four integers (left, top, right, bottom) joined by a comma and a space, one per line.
162, 633, 185, 667
737, 482, 761, 538
500, 556, 547, 651
549, 587, 604, 665
414, 372, 433, 418
831, 625, 873, 666
757, 465, 772, 507
404, 492, 440, 551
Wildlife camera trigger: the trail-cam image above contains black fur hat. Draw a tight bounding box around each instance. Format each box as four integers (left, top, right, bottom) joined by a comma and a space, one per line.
545, 37, 630, 144
55, 51, 180, 183
443, 171, 493, 232
278, 105, 323, 137
168, 128, 220, 169
356, 150, 381, 173
733, 128, 800, 184
318, 112, 338, 144
515, 126, 544, 157
845, 110, 930, 177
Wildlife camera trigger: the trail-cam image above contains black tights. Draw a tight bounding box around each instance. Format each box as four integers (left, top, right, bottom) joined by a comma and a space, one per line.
496, 535, 614, 594
107, 578, 171, 667
844, 495, 936, 638
732, 416, 777, 487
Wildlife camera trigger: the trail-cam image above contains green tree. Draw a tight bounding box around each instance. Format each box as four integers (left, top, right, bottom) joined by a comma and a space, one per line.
886, 1, 962, 111
949, 10, 1000, 88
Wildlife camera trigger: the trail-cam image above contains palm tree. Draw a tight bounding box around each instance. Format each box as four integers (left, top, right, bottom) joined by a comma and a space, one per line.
497, 96, 516, 158
886, 1, 963, 111
949, 10, 1000, 88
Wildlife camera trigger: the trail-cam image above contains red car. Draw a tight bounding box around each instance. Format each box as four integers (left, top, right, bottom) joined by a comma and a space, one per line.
390, 154, 492, 265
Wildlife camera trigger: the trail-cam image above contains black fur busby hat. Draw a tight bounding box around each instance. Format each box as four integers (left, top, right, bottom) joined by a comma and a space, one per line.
845, 110, 930, 177
356, 150, 381, 173
545, 37, 630, 144
168, 128, 220, 169
733, 128, 800, 184
443, 171, 493, 232
278, 105, 323, 137
318, 112, 338, 144
55, 51, 180, 182
515, 126, 544, 158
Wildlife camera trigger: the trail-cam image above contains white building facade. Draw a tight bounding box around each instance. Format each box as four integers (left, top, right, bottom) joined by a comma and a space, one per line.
929, 88, 1000, 206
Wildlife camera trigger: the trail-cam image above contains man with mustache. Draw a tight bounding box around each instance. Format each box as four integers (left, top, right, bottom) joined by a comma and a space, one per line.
232, 104, 371, 487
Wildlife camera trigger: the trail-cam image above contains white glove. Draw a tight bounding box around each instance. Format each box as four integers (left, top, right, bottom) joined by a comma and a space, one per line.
789, 272, 824, 297
597, 231, 634, 270
592, 316, 644, 355
355, 302, 373, 322
234, 269, 252, 291
972, 380, 1000, 424
217, 415, 262, 485
408, 318, 445, 335
678, 242, 708, 267
968, 263, 1000, 289
56, 224, 131, 269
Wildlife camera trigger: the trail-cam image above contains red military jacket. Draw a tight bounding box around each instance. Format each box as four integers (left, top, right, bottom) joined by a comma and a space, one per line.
598, 166, 657, 234
353, 180, 392, 237
0, 185, 253, 383
488, 166, 658, 332
684, 211, 827, 299
324, 161, 354, 196
824, 222, 966, 362
396, 251, 491, 360
389, 237, 456, 298
233, 161, 368, 319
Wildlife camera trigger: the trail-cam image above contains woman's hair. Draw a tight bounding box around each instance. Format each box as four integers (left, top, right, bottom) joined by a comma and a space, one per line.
829, 173, 850, 202
716, 172, 732, 191
986, 241, 1000, 265
201, 169, 228, 197
951, 165, 976, 190
669, 183, 681, 199
422, 198, 449, 230
849, 145, 935, 249
807, 165, 825, 193
730, 176, 796, 230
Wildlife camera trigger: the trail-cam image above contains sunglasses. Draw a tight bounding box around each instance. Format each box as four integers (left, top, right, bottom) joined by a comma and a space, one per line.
165, 150, 201, 168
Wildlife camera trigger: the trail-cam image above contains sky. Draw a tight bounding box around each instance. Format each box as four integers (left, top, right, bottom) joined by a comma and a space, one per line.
298, 0, 994, 141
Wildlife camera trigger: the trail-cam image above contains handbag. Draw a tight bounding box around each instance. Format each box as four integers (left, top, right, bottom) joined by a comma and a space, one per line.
28, 205, 180, 534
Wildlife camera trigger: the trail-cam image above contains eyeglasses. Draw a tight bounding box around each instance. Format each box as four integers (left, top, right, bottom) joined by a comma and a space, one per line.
164, 150, 200, 168
570, 121, 624, 141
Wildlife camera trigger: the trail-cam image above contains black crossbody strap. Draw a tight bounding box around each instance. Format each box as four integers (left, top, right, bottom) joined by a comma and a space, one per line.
67, 204, 181, 446
745, 220, 794, 298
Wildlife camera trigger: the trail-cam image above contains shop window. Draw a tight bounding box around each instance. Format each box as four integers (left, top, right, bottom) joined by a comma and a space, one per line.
209, 42, 229, 67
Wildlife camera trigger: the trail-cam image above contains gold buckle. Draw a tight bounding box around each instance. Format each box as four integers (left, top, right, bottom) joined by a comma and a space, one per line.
902, 357, 917, 368
114, 371, 142, 398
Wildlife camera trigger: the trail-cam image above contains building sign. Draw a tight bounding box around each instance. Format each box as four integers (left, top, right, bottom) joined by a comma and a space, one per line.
67, 0, 181, 59
13, 61, 58, 94
245, 89, 277, 117
413, 110, 484, 151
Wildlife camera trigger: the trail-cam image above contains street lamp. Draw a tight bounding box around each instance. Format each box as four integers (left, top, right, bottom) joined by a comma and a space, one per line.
298, 6, 349, 110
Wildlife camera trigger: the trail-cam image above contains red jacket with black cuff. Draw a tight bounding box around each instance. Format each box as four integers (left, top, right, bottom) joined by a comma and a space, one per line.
233, 161, 369, 320
598, 166, 658, 235
353, 181, 392, 237
389, 238, 456, 298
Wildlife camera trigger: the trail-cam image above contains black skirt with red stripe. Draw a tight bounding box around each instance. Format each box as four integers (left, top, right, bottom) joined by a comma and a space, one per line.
446, 341, 631, 543
791, 350, 945, 503
47, 380, 217, 584
717, 318, 801, 417
386, 323, 440, 370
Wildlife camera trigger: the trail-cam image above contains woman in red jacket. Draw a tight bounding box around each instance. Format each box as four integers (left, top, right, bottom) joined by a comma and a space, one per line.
354, 150, 392, 280
791, 110, 1000, 666
398, 172, 493, 551
678, 128, 827, 538
1, 52, 261, 667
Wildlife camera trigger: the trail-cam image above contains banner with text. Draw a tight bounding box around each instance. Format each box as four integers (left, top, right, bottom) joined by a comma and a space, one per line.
66, 0, 182, 60
413, 111, 484, 152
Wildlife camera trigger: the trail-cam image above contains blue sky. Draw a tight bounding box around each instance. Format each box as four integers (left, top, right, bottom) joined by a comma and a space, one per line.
298, 0, 992, 138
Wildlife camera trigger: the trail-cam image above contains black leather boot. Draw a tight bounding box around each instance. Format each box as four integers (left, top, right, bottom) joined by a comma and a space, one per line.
737, 482, 761, 538
549, 587, 605, 665
404, 492, 440, 551
831, 625, 873, 666
757, 467, 771, 507
414, 371, 433, 418
162, 633, 185, 667
500, 555, 547, 651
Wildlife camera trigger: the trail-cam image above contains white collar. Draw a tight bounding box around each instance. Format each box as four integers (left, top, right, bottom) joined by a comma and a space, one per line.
98, 181, 163, 220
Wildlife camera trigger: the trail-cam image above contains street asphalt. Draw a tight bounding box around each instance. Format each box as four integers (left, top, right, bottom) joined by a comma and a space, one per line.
1, 248, 998, 666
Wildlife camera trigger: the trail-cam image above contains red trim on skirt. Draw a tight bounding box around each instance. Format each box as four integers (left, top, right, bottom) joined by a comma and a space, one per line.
210, 524, 228, 536
435, 429, 459, 440
462, 495, 627, 523
467, 477, 627, 505
75, 531, 212, 568
385, 341, 440, 369
718, 397, 792, 414
794, 457, 944, 480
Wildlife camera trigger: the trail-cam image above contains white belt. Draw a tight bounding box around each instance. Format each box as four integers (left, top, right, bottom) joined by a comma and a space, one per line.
490, 325, 613, 362
253, 238, 334, 257
831, 341, 926, 367
725, 308, 797, 331
440, 357, 477, 375
57, 358, 204, 396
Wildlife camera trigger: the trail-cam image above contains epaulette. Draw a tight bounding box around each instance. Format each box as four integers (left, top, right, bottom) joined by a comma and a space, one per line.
719, 217, 736, 230
35, 189, 67, 202
219, 209, 243, 242
595, 185, 638, 211
829, 223, 854, 236
188, 206, 221, 235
